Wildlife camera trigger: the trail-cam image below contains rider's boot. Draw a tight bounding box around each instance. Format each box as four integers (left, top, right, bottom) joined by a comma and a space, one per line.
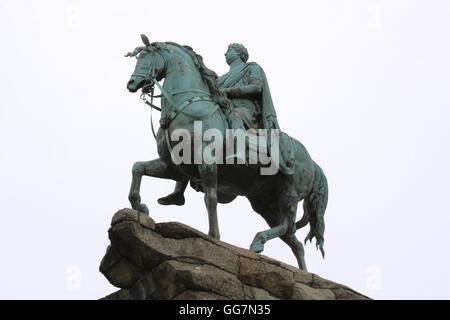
158, 179, 188, 206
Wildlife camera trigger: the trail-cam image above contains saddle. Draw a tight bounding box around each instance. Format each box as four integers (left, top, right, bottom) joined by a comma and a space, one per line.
226, 107, 296, 175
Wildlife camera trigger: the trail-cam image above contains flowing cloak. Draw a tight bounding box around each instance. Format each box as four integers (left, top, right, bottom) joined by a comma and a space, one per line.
217, 62, 295, 175
216, 62, 280, 130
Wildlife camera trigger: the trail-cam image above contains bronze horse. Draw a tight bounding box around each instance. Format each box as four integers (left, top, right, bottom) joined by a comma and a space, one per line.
125, 35, 328, 270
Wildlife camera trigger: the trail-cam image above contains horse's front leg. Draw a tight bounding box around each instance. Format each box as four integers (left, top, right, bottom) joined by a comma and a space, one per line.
128, 158, 185, 214
198, 163, 220, 239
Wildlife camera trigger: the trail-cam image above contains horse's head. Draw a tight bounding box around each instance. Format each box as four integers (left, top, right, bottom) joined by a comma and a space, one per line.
125, 34, 166, 93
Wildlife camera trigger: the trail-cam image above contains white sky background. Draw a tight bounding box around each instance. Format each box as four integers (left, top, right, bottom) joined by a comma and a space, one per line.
0, 0, 449, 299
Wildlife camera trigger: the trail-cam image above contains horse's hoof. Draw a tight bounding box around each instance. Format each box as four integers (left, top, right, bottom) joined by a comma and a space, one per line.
157, 193, 185, 206
208, 232, 220, 240
138, 203, 149, 215
250, 242, 264, 253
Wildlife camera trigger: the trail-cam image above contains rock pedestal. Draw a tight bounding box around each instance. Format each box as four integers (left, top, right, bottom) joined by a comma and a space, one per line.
100, 208, 369, 300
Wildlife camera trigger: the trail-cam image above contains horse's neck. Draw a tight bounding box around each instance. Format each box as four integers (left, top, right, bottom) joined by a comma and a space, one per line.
163, 47, 209, 105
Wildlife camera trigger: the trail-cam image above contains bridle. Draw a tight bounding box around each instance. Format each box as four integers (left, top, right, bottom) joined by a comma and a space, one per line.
134, 48, 219, 146
134, 49, 166, 138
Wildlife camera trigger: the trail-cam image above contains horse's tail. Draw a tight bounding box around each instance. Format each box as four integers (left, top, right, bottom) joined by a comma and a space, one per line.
295, 162, 328, 258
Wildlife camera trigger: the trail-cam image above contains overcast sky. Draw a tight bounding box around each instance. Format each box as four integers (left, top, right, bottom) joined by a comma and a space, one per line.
1, 0, 449, 299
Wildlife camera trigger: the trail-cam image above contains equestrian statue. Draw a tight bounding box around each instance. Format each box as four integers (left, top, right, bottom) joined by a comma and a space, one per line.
125, 35, 328, 271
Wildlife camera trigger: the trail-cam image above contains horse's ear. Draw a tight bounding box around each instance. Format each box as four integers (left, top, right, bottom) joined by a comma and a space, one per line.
141, 34, 151, 47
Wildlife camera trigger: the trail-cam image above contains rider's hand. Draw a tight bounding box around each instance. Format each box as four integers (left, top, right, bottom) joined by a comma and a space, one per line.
266, 117, 277, 129
220, 88, 230, 96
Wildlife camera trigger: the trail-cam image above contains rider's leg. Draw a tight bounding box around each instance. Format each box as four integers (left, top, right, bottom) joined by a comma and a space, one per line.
157, 178, 189, 206
225, 113, 247, 164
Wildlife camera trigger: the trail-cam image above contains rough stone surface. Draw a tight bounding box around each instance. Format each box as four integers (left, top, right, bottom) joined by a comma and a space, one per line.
291, 282, 335, 300
100, 208, 370, 300
99, 244, 143, 288
111, 208, 156, 230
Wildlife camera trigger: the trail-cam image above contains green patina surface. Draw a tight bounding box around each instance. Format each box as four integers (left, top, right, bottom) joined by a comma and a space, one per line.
124, 35, 328, 271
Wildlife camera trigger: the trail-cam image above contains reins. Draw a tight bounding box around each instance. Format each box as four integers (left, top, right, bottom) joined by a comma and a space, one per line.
139, 77, 220, 159
140, 88, 160, 139
136, 47, 220, 153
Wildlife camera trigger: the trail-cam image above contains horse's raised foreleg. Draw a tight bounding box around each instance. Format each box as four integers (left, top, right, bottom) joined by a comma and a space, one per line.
198, 163, 220, 239
128, 158, 185, 214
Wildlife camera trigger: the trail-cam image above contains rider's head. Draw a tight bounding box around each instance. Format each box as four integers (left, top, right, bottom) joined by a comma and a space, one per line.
228, 43, 249, 63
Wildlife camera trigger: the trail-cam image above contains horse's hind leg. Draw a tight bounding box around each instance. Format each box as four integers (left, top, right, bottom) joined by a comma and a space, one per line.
278, 194, 307, 270
128, 158, 185, 214
280, 233, 307, 271
198, 163, 220, 240
249, 196, 299, 254
250, 221, 289, 253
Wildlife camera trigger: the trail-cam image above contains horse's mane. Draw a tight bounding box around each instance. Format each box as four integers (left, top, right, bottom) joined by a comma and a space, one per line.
164, 42, 232, 114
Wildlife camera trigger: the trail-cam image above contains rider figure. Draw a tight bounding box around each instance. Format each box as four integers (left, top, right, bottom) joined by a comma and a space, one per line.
218, 43, 279, 131
158, 43, 281, 206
